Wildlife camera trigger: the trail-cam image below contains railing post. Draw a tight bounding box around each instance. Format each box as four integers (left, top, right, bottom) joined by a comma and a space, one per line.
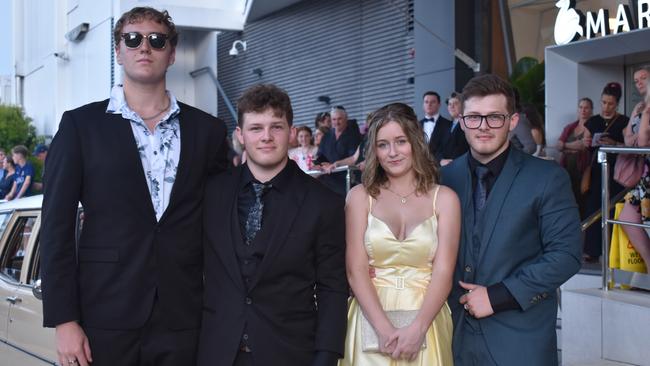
599, 149, 610, 292
345, 166, 352, 194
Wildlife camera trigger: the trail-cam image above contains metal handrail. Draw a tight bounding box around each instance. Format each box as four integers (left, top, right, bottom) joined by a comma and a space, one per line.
306, 165, 360, 193
580, 189, 628, 232
598, 146, 650, 292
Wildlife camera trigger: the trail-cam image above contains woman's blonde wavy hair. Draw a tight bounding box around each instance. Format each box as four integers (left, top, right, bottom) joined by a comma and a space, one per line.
362, 103, 439, 198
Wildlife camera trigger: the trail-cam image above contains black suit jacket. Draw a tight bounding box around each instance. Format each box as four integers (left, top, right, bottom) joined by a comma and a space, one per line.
422, 116, 452, 161
198, 161, 348, 366
40, 99, 228, 330
440, 122, 469, 160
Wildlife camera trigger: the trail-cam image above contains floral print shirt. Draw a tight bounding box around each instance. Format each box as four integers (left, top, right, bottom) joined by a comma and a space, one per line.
106, 85, 181, 221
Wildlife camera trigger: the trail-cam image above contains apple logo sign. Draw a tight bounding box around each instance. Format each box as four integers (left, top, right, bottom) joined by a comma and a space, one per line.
554, 0, 584, 45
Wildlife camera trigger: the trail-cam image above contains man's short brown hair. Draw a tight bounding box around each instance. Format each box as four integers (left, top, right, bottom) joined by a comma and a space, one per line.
11, 145, 29, 158
460, 74, 516, 114
237, 84, 293, 127
113, 7, 179, 48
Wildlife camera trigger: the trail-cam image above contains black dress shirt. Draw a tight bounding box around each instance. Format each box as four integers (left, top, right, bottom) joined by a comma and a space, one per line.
237, 162, 339, 366
467, 146, 521, 313
237, 163, 295, 288
315, 123, 362, 165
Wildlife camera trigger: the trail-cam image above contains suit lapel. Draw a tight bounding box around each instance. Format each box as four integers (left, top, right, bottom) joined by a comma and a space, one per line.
160, 106, 196, 223
212, 167, 246, 290
477, 148, 523, 263
113, 113, 157, 223
249, 168, 306, 291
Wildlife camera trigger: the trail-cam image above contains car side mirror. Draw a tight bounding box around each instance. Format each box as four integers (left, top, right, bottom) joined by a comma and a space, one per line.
32, 278, 42, 300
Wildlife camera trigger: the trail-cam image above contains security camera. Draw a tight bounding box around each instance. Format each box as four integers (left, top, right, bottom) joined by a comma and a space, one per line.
229, 40, 247, 57
53, 52, 69, 61
65, 22, 90, 42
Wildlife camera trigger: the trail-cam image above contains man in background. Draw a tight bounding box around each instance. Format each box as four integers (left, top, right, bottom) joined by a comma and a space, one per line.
421, 91, 452, 161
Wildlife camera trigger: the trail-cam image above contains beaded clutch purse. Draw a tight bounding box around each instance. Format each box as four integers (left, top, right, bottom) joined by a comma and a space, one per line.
360, 310, 427, 352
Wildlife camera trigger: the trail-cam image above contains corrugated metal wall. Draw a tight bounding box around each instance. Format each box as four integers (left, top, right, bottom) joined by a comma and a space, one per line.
217, 0, 414, 131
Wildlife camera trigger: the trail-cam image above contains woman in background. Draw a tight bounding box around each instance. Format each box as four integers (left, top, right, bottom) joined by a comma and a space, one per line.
0, 158, 17, 200
314, 126, 329, 148
315, 111, 332, 130
289, 126, 319, 172
557, 97, 593, 216
582, 82, 630, 262
619, 68, 650, 272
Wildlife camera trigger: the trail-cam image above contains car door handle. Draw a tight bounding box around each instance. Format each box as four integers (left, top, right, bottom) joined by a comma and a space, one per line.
5, 296, 21, 304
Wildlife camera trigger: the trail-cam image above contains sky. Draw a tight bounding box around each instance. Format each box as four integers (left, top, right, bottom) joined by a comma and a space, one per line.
0, 0, 12, 75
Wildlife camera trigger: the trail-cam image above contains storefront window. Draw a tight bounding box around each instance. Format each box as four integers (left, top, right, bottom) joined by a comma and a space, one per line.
508, 1, 627, 62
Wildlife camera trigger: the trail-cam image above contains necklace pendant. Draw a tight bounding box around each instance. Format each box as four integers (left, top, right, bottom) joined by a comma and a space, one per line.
401, 198, 407, 204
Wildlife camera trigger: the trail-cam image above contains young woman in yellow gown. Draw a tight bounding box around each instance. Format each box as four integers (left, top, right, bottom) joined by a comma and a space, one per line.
340, 103, 459, 366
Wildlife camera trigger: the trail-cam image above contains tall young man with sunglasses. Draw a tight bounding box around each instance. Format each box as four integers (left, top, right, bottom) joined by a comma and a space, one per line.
40, 7, 228, 366
441, 74, 581, 366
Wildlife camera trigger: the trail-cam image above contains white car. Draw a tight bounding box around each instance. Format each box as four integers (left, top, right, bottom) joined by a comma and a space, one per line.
0, 195, 82, 365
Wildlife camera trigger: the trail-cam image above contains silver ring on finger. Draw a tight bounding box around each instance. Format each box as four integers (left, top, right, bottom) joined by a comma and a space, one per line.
69, 360, 78, 365
464, 303, 469, 311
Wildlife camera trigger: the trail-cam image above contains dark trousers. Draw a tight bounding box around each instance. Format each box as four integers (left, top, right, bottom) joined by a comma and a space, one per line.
83, 298, 199, 366
584, 161, 623, 258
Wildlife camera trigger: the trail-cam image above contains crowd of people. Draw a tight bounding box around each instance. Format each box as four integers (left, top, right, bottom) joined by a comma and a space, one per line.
224, 65, 650, 268
14, 4, 644, 366
554, 68, 650, 268
0, 144, 47, 201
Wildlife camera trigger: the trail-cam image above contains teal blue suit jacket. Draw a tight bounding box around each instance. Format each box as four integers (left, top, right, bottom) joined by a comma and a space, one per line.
441, 147, 582, 366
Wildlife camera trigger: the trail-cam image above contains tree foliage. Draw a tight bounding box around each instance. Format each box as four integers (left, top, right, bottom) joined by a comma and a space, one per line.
0, 105, 38, 153
510, 57, 545, 117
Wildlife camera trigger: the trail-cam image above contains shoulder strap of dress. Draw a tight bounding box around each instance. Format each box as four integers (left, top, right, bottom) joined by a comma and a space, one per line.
368, 193, 373, 211
432, 185, 441, 211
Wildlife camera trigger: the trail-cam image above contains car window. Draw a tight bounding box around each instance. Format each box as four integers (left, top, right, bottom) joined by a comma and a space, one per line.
0, 216, 37, 282
28, 209, 83, 284
0, 212, 11, 239
29, 234, 40, 285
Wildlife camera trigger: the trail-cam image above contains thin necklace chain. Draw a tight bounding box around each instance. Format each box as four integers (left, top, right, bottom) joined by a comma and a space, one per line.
140, 99, 170, 121
384, 186, 417, 204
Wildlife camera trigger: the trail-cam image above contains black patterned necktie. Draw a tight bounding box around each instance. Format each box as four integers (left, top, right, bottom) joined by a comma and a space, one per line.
473, 165, 490, 215
245, 182, 269, 245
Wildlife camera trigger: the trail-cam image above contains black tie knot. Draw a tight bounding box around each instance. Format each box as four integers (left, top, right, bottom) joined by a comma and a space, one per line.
475, 165, 490, 182
424, 117, 435, 122
252, 182, 270, 198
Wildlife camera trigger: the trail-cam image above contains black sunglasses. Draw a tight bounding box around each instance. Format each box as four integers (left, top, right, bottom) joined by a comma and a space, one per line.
121, 32, 169, 50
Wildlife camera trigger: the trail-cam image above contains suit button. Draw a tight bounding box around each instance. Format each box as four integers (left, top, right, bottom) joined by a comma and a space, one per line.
245, 297, 252, 305
464, 265, 472, 273
243, 333, 249, 340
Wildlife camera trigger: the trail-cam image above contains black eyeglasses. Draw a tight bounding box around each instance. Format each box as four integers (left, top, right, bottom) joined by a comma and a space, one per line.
461, 114, 510, 129
120, 32, 169, 50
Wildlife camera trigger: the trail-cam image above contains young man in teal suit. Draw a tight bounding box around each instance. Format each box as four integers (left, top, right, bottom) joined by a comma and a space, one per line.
441, 74, 582, 366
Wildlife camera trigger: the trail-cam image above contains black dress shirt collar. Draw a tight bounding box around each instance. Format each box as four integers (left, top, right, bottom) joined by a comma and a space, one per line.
467, 145, 510, 180
239, 159, 296, 193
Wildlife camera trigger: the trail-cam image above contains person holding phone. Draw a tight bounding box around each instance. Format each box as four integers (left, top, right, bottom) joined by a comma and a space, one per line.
582, 82, 630, 262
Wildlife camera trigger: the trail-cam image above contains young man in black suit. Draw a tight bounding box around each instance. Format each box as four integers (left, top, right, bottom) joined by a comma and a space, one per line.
198, 84, 348, 366
420, 91, 452, 161
40, 7, 228, 366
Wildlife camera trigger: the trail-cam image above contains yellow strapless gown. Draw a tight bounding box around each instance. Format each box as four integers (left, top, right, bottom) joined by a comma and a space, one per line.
340, 187, 453, 366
